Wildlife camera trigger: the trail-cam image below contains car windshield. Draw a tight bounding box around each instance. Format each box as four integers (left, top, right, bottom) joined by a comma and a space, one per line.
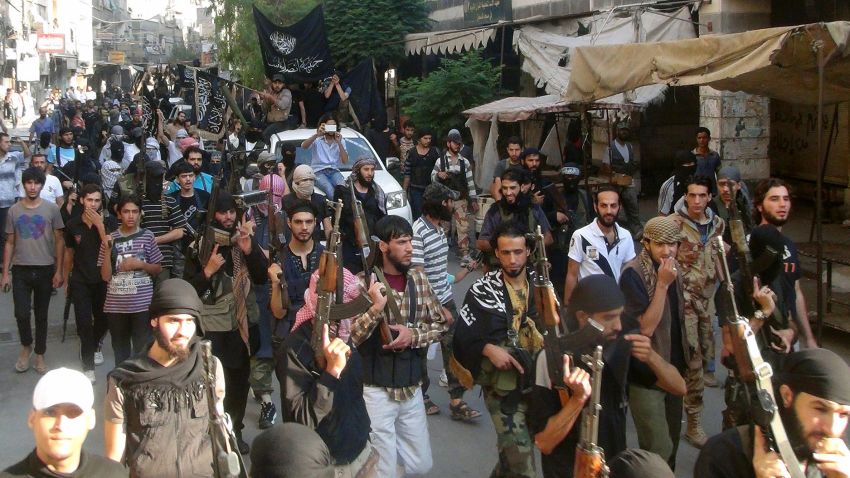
275, 137, 383, 172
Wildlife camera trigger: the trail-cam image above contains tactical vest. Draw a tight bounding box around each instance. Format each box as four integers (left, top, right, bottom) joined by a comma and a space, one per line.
199, 246, 260, 333
358, 277, 426, 388
438, 154, 469, 199
609, 141, 636, 176
118, 374, 212, 477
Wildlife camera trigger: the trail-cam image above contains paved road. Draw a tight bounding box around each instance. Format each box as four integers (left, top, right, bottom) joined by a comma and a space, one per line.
1, 118, 848, 475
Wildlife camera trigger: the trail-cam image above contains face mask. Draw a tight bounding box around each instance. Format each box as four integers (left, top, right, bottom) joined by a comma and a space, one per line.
293, 179, 314, 198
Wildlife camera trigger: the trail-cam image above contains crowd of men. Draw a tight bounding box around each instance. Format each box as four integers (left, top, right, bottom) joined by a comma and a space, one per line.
0, 84, 849, 478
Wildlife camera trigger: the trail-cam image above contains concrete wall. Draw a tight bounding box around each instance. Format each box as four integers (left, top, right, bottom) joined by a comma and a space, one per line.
697, 0, 772, 181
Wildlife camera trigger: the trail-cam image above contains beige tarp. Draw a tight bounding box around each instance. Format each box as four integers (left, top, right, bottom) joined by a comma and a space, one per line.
513, 6, 696, 105
404, 27, 497, 56
463, 95, 568, 122
564, 22, 850, 106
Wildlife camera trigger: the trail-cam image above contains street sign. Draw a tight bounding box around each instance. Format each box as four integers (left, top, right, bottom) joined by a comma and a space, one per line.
36, 34, 65, 54
108, 51, 126, 64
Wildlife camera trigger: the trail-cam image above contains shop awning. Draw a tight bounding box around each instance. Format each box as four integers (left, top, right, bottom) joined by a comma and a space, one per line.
564, 21, 850, 105
404, 27, 497, 56
463, 95, 570, 122
513, 5, 696, 106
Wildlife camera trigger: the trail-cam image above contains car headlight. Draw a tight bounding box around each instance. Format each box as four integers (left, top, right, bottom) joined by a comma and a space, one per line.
386, 191, 407, 210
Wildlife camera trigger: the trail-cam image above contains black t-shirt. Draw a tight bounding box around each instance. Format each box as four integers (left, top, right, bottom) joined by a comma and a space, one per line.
301, 89, 325, 128
170, 189, 209, 251
64, 215, 117, 284
527, 338, 649, 477
620, 267, 686, 373
694, 427, 756, 478
0, 450, 127, 477
779, 234, 801, 319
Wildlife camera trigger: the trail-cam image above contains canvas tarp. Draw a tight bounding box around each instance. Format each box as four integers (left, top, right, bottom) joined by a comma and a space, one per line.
513, 5, 696, 105
564, 22, 850, 106
463, 95, 568, 122
405, 27, 497, 56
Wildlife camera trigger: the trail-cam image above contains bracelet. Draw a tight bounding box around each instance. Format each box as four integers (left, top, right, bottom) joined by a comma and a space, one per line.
753, 309, 766, 322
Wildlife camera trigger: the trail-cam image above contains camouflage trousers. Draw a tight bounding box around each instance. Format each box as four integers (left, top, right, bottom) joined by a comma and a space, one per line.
682, 287, 713, 415
483, 389, 535, 478
250, 356, 275, 395
452, 199, 471, 257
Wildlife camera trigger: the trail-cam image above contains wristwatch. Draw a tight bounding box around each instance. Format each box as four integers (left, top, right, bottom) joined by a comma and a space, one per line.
753, 309, 766, 322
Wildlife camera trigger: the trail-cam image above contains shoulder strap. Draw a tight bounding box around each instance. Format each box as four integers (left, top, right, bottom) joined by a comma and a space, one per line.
373, 266, 403, 325
407, 272, 417, 325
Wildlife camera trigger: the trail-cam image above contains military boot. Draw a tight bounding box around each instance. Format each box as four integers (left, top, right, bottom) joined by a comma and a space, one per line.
685, 411, 707, 448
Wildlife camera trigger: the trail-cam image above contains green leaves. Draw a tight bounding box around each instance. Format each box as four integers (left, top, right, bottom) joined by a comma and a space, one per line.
324, 0, 431, 68
399, 51, 502, 137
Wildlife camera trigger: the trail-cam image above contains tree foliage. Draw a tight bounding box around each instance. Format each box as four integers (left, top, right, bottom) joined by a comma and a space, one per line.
399, 52, 502, 138
324, 0, 431, 69
206, 0, 318, 89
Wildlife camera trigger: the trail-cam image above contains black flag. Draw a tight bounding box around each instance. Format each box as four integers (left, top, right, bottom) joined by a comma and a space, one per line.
253, 5, 334, 83
194, 69, 230, 140
343, 59, 386, 130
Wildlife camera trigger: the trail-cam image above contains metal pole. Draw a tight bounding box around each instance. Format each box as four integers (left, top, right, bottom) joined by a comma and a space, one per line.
815, 42, 825, 345
499, 25, 506, 89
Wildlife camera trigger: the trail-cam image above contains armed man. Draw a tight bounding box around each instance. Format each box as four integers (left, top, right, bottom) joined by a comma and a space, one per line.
619, 216, 691, 468
103, 279, 226, 476
334, 157, 386, 275
454, 222, 546, 477
184, 191, 269, 454
348, 215, 448, 477
696, 348, 850, 478
526, 274, 685, 477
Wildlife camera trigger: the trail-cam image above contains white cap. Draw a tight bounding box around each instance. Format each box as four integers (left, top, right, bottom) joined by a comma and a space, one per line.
32, 368, 94, 411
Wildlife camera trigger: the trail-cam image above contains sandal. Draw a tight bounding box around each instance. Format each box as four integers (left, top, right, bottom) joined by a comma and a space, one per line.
423, 396, 440, 415
450, 401, 481, 422
33, 355, 48, 375
15, 348, 31, 373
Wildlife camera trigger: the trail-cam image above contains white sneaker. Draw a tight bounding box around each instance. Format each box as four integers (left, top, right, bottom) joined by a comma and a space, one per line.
439, 370, 449, 387
84, 370, 96, 384
94, 349, 104, 366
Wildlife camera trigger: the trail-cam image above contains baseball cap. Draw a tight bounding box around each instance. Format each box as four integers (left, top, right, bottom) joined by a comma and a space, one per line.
423, 182, 459, 202
175, 128, 189, 139
271, 73, 285, 82
257, 151, 275, 165
446, 129, 463, 144
32, 368, 94, 411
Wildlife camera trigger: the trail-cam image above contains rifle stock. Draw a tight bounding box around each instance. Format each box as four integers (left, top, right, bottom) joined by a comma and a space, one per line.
314, 200, 343, 369
266, 175, 289, 311
714, 237, 805, 478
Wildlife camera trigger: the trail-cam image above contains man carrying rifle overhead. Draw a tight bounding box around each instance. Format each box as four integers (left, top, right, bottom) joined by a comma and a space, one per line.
184, 191, 268, 454
349, 215, 447, 477
103, 279, 225, 476
619, 216, 691, 468
333, 156, 386, 275
696, 348, 850, 478
526, 274, 685, 478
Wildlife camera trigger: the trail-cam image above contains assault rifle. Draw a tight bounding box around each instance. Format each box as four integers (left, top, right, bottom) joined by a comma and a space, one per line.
197, 166, 223, 266
532, 225, 561, 329
574, 345, 608, 478
715, 236, 805, 478
313, 200, 372, 369
266, 174, 289, 312
201, 340, 247, 478
349, 179, 392, 345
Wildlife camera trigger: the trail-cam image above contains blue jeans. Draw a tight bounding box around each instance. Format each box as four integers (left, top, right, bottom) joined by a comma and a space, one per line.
409, 186, 425, 222
314, 168, 344, 197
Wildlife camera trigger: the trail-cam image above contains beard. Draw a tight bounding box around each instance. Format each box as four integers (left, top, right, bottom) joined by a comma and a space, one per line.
503, 265, 525, 278
779, 398, 819, 461
436, 204, 452, 222
762, 211, 788, 227
357, 174, 373, 188
385, 251, 411, 275
563, 179, 579, 192
153, 326, 191, 362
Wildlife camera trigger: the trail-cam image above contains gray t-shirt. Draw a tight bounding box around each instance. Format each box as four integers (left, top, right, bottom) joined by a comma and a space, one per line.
492, 158, 518, 179
5, 200, 64, 266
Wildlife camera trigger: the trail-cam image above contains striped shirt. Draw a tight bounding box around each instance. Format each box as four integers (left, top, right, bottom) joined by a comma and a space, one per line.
0, 151, 27, 208
98, 228, 163, 314
411, 217, 451, 305
140, 195, 187, 269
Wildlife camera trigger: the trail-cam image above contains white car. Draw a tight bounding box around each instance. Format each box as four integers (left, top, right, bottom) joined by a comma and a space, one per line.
269, 128, 412, 223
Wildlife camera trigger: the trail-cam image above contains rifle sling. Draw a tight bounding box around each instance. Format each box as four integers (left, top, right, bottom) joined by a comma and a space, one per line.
372, 267, 416, 326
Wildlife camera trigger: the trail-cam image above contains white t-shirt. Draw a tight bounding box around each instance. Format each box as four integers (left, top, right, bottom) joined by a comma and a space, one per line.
19, 174, 63, 203
167, 141, 182, 167
568, 220, 635, 283
122, 142, 140, 170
